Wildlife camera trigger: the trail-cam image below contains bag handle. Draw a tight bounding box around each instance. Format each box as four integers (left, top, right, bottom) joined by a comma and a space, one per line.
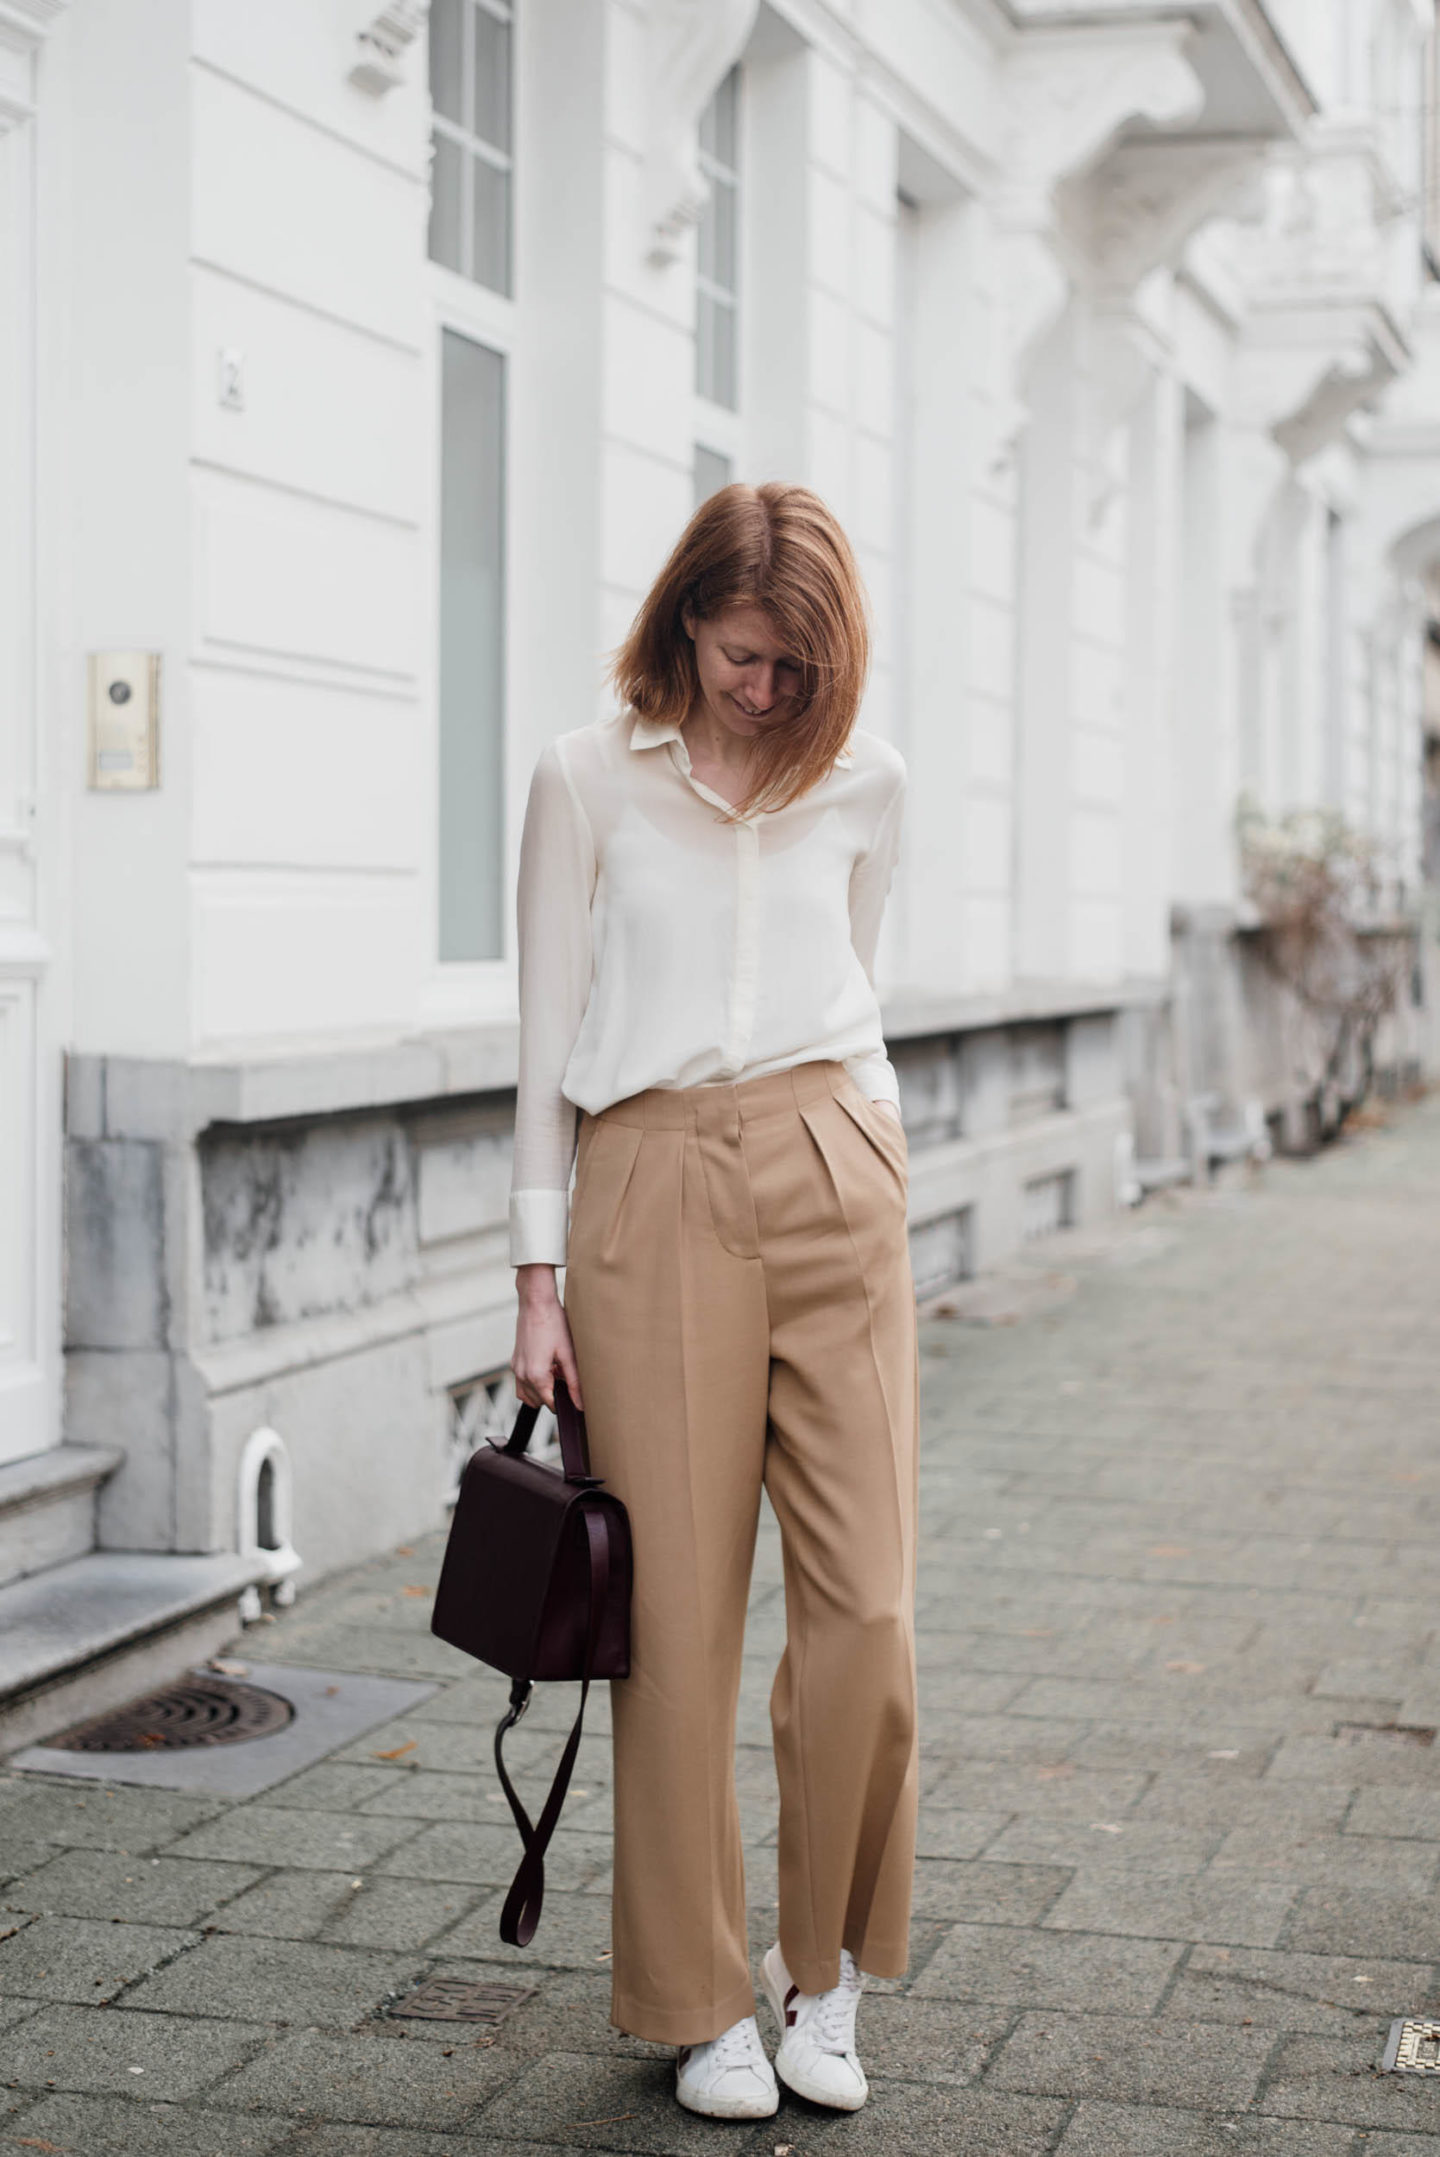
499, 1373, 596, 1486
491, 1503, 611, 1947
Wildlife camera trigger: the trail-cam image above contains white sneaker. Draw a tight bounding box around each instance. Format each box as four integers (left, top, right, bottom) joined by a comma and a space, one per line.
675, 2012, 780, 2119
760, 1941, 869, 2110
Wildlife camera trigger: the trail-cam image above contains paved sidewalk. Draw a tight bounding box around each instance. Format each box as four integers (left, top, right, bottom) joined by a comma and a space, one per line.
5, 1098, 1440, 2155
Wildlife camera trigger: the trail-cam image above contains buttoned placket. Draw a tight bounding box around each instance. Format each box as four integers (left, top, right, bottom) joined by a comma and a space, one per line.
667, 736, 764, 1078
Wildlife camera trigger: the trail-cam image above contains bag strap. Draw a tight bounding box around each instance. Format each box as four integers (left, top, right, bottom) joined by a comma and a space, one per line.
500, 1374, 595, 1486
492, 1503, 611, 1948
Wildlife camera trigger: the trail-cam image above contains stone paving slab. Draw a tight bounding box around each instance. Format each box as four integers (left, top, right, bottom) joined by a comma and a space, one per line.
985, 2008, 1274, 2108
3, 1845, 266, 1927
118, 1931, 428, 2026
208, 2027, 514, 2133
2, 1999, 271, 2100
1055, 2101, 1356, 2154
0, 2089, 295, 2154
0, 1911, 199, 2003
7, 1098, 1440, 2150
1160, 1942, 1435, 2034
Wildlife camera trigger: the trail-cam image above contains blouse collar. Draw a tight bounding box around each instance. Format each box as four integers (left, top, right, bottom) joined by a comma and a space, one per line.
627, 710, 854, 768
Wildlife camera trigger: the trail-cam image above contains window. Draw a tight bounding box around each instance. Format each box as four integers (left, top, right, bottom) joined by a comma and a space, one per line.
696, 66, 740, 409
429, 0, 514, 295
693, 443, 732, 509
438, 330, 506, 962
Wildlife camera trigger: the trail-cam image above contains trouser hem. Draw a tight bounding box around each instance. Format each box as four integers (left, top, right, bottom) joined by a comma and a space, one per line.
785, 1933, 911, 1996
611, 1973, 758, 2048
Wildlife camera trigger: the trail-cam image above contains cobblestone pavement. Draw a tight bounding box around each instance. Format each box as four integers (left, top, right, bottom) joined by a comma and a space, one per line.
6, 1097, 1440, 2155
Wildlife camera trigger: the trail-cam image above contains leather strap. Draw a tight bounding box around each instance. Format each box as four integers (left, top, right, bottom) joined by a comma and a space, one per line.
493, 1504, 611, 1947
500, 1375, 595, 1486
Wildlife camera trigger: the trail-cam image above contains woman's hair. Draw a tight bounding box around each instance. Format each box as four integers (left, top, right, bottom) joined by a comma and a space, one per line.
609, 482, 870, 818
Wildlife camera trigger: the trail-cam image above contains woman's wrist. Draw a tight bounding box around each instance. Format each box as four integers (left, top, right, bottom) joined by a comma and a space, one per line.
516, 1262, 562, 1307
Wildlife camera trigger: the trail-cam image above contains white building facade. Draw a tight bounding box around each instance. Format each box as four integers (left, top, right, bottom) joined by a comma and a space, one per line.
2, 0, 1438, 1728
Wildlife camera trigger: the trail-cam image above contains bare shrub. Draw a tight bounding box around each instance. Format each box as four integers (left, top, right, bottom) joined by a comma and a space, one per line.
1238, 801, 1412, 1143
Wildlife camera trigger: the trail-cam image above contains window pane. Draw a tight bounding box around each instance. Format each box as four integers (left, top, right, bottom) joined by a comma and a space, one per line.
694, 444, 732, 509
712, 298, 737, 410
471, 155, 511, 296
429, 0, 464, 125
711, 66, 739, 170
711, 173, 736, 293
473, 4, 511, 153
439, 330, 506, 963
697, 289, 716, 403
429, 131, 464, 274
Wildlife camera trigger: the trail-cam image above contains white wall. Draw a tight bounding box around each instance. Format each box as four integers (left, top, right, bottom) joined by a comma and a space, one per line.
49, 0, 1440, 1059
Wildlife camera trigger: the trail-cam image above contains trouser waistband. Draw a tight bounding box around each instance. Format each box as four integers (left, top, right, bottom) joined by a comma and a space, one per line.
588, 1057, 844, 1133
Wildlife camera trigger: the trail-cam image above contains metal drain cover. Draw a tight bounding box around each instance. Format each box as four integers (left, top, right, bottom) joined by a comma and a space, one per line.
393, 1978, 536, 2026
47, 1673, 295, 1752
1383, 2019, 1440, 2073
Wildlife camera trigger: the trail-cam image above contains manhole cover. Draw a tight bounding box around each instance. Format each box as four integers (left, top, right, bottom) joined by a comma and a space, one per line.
393, 1978, 536, 2026
1383, 2018, 1440, 2073
1334, 1722, 1436, 1750
47, 1674, 295, 1752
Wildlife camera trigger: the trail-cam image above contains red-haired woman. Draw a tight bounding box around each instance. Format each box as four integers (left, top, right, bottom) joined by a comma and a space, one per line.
509, 484, 918, 2121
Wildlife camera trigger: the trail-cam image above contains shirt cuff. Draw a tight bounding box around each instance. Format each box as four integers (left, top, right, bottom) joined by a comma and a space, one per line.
843, 1050, 901, 1111
509, 1188, 570, 1268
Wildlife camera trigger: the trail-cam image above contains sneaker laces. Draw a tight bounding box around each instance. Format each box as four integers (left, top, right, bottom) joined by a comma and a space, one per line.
708, 2016, 764, 2072
809, 1950, 864, 2054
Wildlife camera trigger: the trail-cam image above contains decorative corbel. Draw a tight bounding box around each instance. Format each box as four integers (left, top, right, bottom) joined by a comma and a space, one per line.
644, 0, 759, 267
1083, 137, 1270, 296
349, 0, 429, 98
982, 21, 1204, 469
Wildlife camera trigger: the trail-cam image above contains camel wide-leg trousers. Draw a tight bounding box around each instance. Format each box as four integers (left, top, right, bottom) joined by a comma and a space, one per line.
562, 1056, 920, 2047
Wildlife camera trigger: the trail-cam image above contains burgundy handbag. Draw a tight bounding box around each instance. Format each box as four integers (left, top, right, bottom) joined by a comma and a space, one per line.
430, 1375, 631, 1945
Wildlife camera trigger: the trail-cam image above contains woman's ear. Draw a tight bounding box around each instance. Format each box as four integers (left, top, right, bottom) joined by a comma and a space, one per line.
681, 604, 696, 641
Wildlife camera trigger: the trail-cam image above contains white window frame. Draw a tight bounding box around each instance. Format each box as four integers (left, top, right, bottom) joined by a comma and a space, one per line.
421, 24, 519, 1024
693, 64, 746, 484
428, 0, 516, 298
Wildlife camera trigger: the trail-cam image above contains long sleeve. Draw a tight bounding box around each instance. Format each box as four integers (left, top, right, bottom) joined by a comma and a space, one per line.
508, 741, 597, 1266
843, 768, 906, 1109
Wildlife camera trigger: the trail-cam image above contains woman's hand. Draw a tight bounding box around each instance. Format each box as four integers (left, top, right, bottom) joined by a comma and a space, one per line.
512, 1264, 585, 1411
871, 1098, 903, 1124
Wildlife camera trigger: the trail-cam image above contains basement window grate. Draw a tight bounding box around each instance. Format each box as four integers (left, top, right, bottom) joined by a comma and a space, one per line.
46, 1674, 295, 1752
393, 1977, 536, 2026
1383, 2018, 1440, 2074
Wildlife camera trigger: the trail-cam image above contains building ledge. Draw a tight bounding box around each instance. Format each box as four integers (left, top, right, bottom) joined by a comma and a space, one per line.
65, 977, 1169, 1143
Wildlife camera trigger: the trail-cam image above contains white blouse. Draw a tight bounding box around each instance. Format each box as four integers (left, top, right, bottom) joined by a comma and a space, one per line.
509, 705, 907, 1267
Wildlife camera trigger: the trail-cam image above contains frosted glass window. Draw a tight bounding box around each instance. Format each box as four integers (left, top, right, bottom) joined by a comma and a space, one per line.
696, 67, 740, 409
693, 444, 732, 508
439, 330, 506, 962
429, 0, 514, 296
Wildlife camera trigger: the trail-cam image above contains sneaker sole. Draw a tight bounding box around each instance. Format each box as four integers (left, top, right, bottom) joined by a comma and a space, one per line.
675, 2079, 779, 2120
759, 1949, 869, 2112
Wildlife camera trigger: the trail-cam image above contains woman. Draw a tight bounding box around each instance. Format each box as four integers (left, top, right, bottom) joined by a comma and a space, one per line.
509, 482, 918, 2121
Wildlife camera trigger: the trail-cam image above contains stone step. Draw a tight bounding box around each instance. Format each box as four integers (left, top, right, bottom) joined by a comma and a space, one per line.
0, 1444, 125, 1591
0, 1548, 270, 1754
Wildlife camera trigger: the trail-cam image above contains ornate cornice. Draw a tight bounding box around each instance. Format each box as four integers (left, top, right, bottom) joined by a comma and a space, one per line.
643, 0, 759, 267
349, 0, 428, 98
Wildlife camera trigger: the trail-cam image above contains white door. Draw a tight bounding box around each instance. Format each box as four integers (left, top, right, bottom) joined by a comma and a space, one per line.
0, 13, 62, 1467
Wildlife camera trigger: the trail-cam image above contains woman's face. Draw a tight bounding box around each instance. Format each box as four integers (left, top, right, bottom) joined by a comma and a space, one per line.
683, 603, 803, 745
